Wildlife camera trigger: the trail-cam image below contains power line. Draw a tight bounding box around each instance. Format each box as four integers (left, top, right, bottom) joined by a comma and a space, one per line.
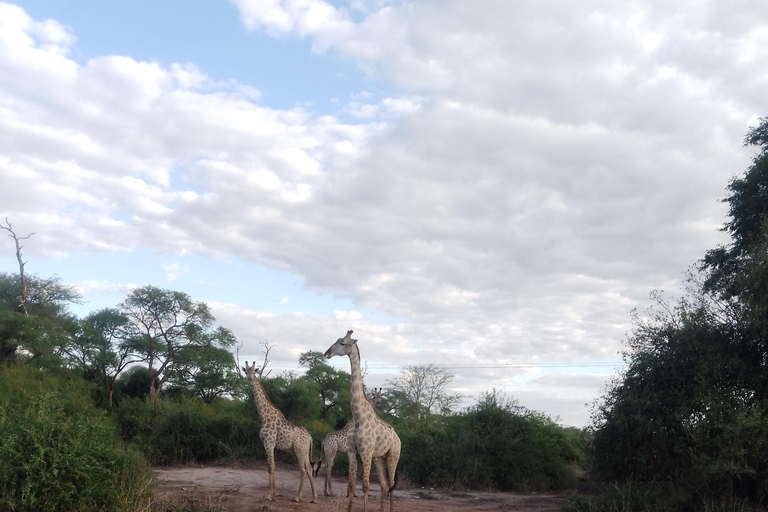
266, 361, 624, 371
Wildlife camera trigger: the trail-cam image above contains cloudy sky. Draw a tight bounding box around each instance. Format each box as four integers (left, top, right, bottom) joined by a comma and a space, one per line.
1, 0, 765, 426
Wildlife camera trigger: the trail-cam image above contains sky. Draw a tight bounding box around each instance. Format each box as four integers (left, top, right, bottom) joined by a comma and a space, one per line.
0, 0, 765, 427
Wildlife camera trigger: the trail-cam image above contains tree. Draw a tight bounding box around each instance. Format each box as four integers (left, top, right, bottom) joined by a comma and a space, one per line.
64, 308, 139, 407
0, 219, 34, 314
0, 272, 80, 365
299, 350, 351, 423
591, 119, 768, 507
386, 363, 462, 421
120, 285, 236, 401
701, 117, 768, 342
167, 326, 239, 403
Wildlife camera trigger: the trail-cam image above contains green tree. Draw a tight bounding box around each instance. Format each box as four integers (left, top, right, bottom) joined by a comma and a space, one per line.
591, 119, 768, 507
0, 272, 80, 366
298, 350, 351, 423
260, 372, 323, 424
120, 285, 236, 401
168, 327, 239, 403
64, 308, 138, 407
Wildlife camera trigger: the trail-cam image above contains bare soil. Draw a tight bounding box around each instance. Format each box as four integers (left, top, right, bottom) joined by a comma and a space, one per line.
153, 462, 564, 511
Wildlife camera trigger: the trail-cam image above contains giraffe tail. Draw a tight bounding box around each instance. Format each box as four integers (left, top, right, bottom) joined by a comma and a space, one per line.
312, 438, 324, 477
385, 468, 398, 497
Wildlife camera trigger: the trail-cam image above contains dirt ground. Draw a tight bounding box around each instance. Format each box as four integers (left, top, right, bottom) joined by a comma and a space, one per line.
153, 462, 564, 512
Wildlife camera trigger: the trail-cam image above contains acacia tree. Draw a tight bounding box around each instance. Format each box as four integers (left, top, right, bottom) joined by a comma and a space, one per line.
168, 326, 239, 403
120, 285, 237, 401
0, 272, 80, 365
64, 308, 139, 407
0, 222, 80, 365
299, 350, 351, 422
386, 363, 462, 421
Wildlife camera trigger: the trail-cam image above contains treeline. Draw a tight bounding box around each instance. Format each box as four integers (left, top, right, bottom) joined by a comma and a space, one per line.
564, 118, 768, 511
0, 262, 583, 512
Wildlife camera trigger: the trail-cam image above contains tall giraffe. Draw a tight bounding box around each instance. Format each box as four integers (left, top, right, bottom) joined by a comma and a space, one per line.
242, 361, 317, 503
324, 330, 401, 512
314, 420, 354, 496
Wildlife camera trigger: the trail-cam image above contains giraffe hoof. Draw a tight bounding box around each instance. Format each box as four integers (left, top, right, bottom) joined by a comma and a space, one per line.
294, 497, 301, 503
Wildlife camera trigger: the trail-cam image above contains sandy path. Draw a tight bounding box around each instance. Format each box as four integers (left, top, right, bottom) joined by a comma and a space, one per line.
153, 463, 564, 511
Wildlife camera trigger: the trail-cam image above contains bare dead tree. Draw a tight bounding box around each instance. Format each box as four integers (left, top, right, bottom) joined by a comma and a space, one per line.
235, 341, 244, 372
255, 340, 275, 378
0, 219, 35, 315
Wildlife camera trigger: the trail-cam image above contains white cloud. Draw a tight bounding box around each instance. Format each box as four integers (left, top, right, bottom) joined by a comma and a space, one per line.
3, 1, 767, 424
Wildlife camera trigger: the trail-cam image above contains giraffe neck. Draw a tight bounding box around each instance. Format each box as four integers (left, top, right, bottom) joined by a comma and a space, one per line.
348, 345, 371, 421
249, 378, 280, 425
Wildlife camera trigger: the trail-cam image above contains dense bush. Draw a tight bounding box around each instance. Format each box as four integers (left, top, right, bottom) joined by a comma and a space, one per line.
114, 397, 265, 465
398, 391, 580, 491
0, 365, 152, 512
586, 118, 768, 510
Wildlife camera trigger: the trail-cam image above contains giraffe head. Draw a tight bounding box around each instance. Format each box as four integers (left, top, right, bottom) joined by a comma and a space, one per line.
242, 360, 258, 381
324, 329, 357, 359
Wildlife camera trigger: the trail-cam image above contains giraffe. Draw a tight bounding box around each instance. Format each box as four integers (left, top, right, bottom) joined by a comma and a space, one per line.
324, 330, 401, 512
242, 361, 317, 503
372, 388, 382, 408
314, 420, 354, 496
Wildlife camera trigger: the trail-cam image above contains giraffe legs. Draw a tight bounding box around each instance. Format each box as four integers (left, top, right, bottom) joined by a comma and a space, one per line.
361, 452, 374, 512
293, 447, 317, 503
346, 450, 358, 512
374, 456, 389, 512
324, 449, 337, 496
265, 446, 276, 501
385, 449, 400, 512
305, 456, 318, 503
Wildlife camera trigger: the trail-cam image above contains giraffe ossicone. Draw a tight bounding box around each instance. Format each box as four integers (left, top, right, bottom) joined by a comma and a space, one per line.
324, 330, 401, 512
242, 360, 317, 504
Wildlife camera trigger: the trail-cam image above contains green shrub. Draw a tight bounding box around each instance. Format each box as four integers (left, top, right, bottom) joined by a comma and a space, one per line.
398, 392, 579, 492
115, 397, 264, 465
0, 365, 152, 512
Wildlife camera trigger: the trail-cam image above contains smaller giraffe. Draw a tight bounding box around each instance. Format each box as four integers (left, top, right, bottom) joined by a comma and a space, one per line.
314, 420, 354, 496
242, 361, 317, 503
372, 388, 382, 408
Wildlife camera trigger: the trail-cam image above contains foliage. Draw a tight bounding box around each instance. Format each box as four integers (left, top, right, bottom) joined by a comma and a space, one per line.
260, 372, 323, 424
0, 365, 152, 512
385, 363, 462, 421
590, 118, 768, 508
398, 390, 579, 491
120, 285, 238, 401
64, 308, 138, 407
299, 350, 351, 423
561, 481, 684, 512
114, 397, 264, 465
0, 272, 80, 366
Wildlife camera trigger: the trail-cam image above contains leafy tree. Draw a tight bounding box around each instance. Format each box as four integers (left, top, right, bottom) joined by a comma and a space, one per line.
260, 371, 323, 424
117, 366, 152, 400
591, 119, 768, 507
167, 327, 239, 403
0, 272, 80, 366
120, 285, 237, 401
386, 363, 462, 421
299, 350, 351, 423
64, 308, 138, 407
